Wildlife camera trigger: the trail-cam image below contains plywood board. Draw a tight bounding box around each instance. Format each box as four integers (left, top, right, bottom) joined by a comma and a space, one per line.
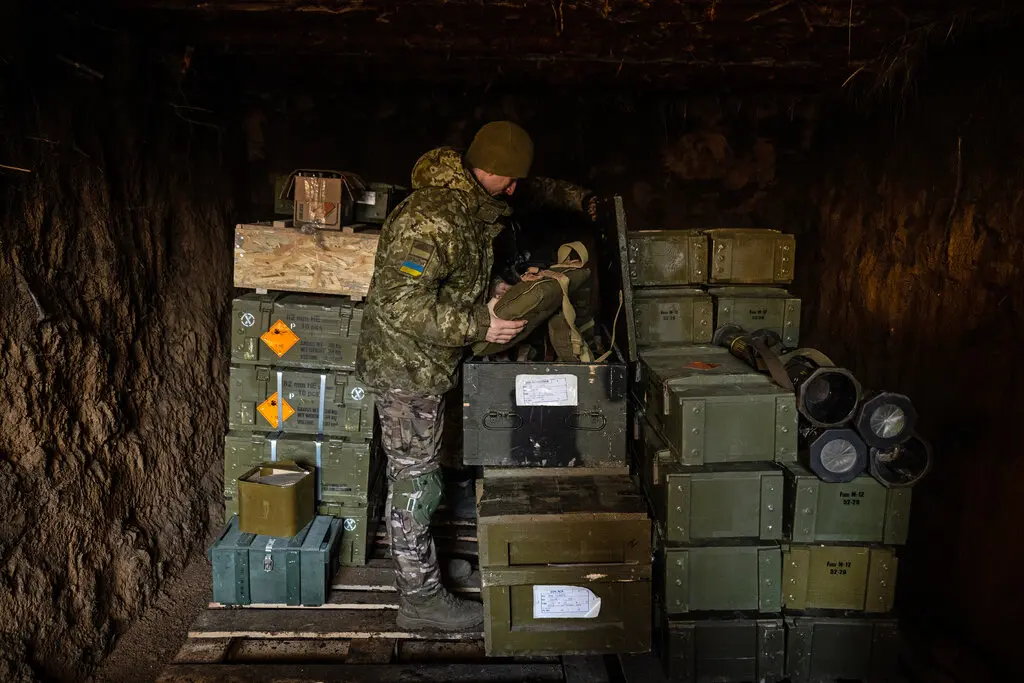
233, 223, 379, 297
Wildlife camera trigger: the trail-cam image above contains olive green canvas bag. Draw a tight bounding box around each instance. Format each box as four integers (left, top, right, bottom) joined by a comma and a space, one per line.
471, 242, 596, 360
471, 242, 623, 362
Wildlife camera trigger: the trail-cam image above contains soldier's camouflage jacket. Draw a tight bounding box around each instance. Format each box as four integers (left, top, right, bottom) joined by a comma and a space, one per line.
355, 146, 589, 396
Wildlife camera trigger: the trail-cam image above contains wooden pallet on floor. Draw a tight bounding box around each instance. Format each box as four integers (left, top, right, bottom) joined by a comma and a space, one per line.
161, 512, 634, 681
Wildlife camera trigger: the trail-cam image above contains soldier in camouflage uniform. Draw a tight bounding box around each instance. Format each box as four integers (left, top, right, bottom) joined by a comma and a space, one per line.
355, 121, 595, 631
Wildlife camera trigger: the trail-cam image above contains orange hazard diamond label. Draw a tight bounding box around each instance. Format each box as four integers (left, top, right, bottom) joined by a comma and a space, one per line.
261, 319, 300, 357
257, 393, 295, 428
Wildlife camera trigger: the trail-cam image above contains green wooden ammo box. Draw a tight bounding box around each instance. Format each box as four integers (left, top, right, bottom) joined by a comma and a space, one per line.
209, 514, 343, 606
782, 544, 897, 613
637, 347, 798, 465
659, 542, 783, 615
656, 610, 785, 683
637, 415, 784, 544
477, 474, 652, 656
231, 293, 364, 371
785, 616, 901, 683
708, 287, 801, 347
705, 229, 795, 285
626, 229, 709, 287
783, 463, 912, 545
228, 365, 374, 439
223, 431, 379, 507
631, 287, 714, 347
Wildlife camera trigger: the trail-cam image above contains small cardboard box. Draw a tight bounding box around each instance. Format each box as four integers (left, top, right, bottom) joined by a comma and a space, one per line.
293, 173, 354, 229
238, 460, 316, 538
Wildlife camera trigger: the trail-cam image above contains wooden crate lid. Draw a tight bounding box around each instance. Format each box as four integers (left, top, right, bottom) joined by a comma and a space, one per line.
478, 474, 646, 521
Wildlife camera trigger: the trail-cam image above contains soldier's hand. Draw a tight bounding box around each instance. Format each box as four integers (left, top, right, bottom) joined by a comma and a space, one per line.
486, 297, 527, 344
585, 195, 600, 222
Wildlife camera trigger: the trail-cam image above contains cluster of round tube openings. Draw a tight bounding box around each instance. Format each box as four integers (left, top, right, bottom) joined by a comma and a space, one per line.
711, 323, 929, 486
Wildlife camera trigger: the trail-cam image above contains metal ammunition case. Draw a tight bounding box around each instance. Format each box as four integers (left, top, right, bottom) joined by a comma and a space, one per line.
462, 359, 628, 467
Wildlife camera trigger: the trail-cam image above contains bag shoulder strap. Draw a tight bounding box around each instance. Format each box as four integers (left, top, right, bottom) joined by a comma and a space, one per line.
556, 241, 589, 266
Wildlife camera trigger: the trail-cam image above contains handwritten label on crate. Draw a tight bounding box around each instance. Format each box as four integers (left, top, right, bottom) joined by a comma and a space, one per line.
515, 374, 578, 407
532, 585, 601, 619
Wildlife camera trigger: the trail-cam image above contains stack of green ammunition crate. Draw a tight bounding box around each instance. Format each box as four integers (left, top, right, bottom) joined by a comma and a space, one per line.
624, 225, 911, 682
222, 292, 384, 568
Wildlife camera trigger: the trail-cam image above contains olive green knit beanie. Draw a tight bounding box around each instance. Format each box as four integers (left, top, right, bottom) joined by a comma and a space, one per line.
465, 121, 534, 178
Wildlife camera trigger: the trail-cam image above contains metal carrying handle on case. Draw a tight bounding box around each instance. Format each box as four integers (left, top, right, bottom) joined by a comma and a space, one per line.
563, 410, 607, 431
483, 411, 524, 430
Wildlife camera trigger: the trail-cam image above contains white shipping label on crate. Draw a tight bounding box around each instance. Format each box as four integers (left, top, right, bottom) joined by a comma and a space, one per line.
533, 585, 602, 619
515, 374, 578, 407
357, 191, 377, 205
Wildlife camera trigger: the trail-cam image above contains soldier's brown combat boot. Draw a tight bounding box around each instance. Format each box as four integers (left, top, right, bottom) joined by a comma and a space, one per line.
396, 589, 483, 631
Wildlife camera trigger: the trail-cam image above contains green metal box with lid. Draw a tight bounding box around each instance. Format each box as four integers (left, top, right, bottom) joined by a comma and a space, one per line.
636, 346, 798, 465
636, 415, 784, 544
705, 229, 795, 285
478, 474, 651, 656
223, 431, 379, 508
656, 610, 785, 683
782, 544, 897, 613
231, 293, 364, 371
223, 495, 380, 567
708, 287, 801, 347
626, 229, 709, 286
462, 359, 627, 467
209, 514, 343, 606
783, 463, 912, 545
631, 287, 714, 347
659, 542, 783, 615
785, 616, 901, 683
228, 365, 374, 439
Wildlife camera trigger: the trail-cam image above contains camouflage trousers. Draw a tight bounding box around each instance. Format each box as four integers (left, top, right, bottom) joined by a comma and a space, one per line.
376, 388, 444, 598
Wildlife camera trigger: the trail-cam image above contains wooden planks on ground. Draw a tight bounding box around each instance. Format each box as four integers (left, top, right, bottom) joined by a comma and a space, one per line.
189, 606, 483, 641
233, 222, 379, 298
157, 662, 565, 682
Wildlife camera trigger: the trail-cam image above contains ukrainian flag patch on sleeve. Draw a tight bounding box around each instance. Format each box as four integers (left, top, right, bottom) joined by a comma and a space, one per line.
399, 239, 435, 278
